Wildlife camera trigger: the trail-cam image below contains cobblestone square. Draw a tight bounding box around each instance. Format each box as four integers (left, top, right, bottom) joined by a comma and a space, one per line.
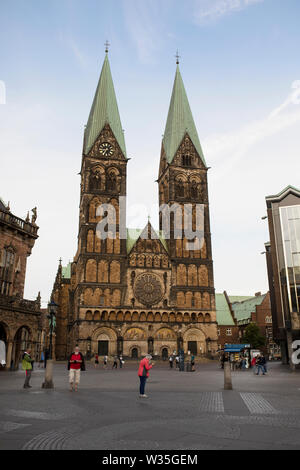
1, 361, 300, 450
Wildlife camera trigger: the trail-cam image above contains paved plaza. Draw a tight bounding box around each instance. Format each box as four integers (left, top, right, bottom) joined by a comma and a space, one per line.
1, 360, 300, 450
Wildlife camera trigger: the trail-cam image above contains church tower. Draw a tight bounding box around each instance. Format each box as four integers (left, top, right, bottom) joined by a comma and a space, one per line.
73, 51, 128, 336
158, 60, 216, 332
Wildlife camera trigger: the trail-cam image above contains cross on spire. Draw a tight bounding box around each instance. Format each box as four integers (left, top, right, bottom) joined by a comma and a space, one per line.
175, 50, 180, 65
105, 40, 110, 54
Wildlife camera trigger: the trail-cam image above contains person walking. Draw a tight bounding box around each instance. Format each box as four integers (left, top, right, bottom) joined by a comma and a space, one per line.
251, 355, 257, 374
94, 354, 99, 369
256, 355, 266, 376
68, 346, 85, 392
103, 355, 108, 369
138, 354, 153, 398
175, 356, 179, 369
169, 355, 173, 369
191, 354, 195, 372
112, 356, 118, 369
22, 349, 33, 389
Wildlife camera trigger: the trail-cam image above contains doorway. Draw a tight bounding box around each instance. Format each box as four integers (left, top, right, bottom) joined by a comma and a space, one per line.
188, 341, 197, 355
131, 347, 138, 358
162, 348, 168, 360
98, 340, 109, 355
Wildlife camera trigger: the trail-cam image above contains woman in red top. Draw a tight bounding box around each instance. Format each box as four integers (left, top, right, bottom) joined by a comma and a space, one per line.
138, 354, 153, 398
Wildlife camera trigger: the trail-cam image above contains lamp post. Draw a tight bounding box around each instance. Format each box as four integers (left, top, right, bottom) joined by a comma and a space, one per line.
42, 299, 58, 389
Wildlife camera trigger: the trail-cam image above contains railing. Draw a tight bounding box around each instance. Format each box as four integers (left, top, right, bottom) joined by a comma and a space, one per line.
0, 209, 38, 236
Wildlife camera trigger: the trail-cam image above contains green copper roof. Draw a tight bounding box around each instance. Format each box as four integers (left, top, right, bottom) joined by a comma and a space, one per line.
84, 54, 126, 157
216, 293, 235, 326
126, 225, 169, 254
228, 295, 255, 303
162, 65, 206, 165
231, 294, 266, 322
62, 263, 71, 279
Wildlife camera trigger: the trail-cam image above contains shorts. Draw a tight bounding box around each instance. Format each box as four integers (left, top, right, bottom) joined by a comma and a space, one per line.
69, 368, 81, 384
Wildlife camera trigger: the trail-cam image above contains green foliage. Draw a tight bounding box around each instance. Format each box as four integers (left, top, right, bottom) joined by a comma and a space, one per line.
242, 323, 266, 349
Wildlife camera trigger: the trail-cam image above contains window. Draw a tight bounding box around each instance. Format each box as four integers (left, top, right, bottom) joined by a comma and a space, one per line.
0, 248, 15, 295
182, 155, 191, 166
226, 328, 232, 336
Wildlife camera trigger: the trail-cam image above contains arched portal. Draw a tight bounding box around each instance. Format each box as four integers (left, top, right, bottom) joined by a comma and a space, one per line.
12, 326, 31, 370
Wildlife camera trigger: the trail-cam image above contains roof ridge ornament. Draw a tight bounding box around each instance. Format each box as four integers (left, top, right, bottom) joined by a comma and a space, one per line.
105, 40, 110, 54
175, 49, 180, 65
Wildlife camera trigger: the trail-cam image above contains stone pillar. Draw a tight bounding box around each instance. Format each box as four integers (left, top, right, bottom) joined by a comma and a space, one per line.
224, 361, 233, 390
42, 359, 54, 389
6, 341, 13, 370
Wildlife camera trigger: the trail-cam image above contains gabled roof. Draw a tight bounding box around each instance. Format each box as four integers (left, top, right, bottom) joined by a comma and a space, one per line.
215, 293, 235, 326
266, 185, 300, 202
162, 65, 206, 166
126, 222, 168, 255
84, 54, 126, 157
231, 294, 266, 322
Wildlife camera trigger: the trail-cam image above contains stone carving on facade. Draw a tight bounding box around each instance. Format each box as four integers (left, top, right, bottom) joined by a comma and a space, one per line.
134, 273, 163, 306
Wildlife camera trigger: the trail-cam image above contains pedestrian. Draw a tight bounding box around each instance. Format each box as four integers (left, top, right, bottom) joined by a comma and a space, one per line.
40, 350, 44, 368
94, 354, 99, 369
103, 355, 108, 369
191, 354, 195, 372
256, 355, 266, 376
112, 356, 118, 369
119, 355, 123, 369
251, 355, 257, 374
68, 346, 85, 392
260, 355, 267, 374
22, 349, 33, 389
138, 354, 153, 398
175, 356, 179, 369
169, 355, 173, 368
220, 352, 225, 369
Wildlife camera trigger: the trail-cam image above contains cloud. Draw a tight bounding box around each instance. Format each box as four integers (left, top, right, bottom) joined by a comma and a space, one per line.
202, 80, 300, 178
121, 0, 172, 64
194, 0, 264, 23
58, 32, 87, 69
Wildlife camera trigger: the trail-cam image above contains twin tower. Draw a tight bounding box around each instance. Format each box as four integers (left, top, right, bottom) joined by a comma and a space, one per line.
53, 52, 218, 360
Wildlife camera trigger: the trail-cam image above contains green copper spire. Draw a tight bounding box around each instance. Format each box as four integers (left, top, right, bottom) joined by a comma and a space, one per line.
84, 53, 126, 157
162, 65, 206, 165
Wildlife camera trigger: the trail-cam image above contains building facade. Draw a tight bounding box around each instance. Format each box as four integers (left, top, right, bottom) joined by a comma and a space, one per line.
265, 186, 300, 367
0, 199, 45, 369
52, 53, 218, 360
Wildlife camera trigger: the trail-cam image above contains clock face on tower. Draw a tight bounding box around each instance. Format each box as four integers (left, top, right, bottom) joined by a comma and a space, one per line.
98, 142, 114, 157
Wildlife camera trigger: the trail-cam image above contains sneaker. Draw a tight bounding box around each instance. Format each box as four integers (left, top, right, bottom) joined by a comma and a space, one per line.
141, 394, 148, 398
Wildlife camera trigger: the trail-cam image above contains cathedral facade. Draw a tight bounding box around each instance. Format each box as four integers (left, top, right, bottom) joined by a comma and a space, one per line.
52, 53, 218, 360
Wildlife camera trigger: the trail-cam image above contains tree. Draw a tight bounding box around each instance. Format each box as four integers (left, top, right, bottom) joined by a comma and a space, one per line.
242, 323, 265, 349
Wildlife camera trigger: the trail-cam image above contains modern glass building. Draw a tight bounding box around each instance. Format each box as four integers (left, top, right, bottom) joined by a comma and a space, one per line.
265, 186, 300, 368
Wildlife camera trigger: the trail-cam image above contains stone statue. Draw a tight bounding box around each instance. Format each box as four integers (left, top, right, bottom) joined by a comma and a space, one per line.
31, 207, 37, 225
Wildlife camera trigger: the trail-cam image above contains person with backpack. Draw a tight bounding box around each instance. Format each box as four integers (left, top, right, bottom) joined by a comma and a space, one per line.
256, 355, 266, 376
67, 346, 85, 392
22, 349, 33, 389
138, 354, 153, 398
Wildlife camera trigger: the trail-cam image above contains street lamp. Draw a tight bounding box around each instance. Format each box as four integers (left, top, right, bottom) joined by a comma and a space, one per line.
42, 299, 58, 389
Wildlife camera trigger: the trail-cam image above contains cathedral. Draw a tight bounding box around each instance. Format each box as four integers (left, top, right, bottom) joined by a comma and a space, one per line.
52, 51, 218, 360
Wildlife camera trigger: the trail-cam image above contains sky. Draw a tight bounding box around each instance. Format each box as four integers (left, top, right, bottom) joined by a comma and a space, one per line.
1, 0, 300, 307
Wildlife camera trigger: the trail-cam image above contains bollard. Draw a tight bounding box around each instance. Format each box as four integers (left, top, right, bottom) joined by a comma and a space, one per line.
224, 361, 233, 390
